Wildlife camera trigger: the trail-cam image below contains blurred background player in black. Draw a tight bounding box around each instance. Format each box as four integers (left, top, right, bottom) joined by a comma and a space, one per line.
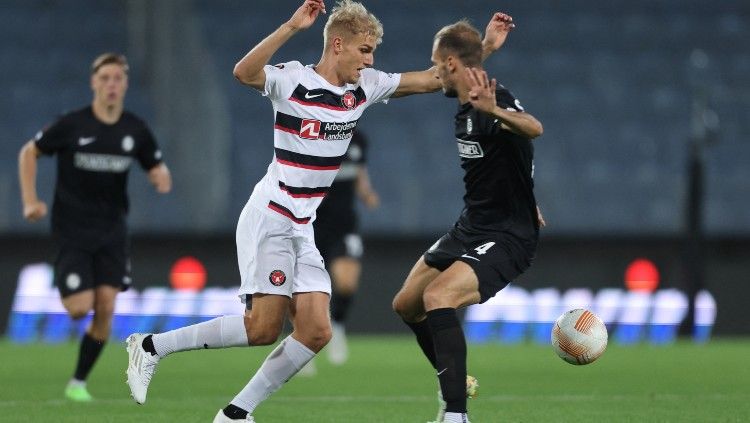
392, 18, 545, 423
17, 53, 172, 402
314, 129, 379, 365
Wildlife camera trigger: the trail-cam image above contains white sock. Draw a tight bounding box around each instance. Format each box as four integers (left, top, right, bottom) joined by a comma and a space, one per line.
152, 315, 248, 357
230, 335, 315, 414
443, 412, 470, 423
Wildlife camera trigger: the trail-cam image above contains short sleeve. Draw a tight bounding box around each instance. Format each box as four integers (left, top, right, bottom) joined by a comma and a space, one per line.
135, 124, 163, 170
496, 87, 525, 112
260, 61, 304, 100
485, 87, 527, 135
34, 117, 71, 155
359, 68, 401, 105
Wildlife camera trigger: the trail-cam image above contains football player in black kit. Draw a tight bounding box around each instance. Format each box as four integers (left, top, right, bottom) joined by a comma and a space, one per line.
314, 130, 379, 366
392, 20, 544, 423
17, 53, 172, 401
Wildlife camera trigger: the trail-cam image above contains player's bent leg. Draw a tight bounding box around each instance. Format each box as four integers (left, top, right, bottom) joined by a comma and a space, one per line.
423, 262, 481, 420
218, 293, 326, 420
392, 257, 441, 322
289, 291, 332, 352
127, 294, 286, 405
61, 290, 94, 320
60, 289, 96, 401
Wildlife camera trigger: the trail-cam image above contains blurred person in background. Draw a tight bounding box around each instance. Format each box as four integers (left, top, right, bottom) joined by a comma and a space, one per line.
17, 52, 172, 402
314, 129, 379, 367
124, 1, 510, 422
392, 19, 545, 423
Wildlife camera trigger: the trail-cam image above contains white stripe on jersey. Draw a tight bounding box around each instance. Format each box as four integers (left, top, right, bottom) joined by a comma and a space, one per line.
248, 61, 401, 225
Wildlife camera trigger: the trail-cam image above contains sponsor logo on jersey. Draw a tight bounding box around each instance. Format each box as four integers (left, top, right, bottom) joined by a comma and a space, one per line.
342, 91, 356, 110
457, 139, 484, 159
74, 153, 132, 172
304, 92, 324, 99
276, 112, 358, 141
269, 270, 287, 286
466, 118, 473, 134
78, 136, 96, 146
300, 119, 322, 140
122, 135, 134, 152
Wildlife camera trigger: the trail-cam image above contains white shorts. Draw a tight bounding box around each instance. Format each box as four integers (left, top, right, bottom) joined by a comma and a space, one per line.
236, 202, 331, 301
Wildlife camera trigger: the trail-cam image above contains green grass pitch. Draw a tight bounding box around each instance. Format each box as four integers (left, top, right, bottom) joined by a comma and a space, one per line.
0, 336, 748, 422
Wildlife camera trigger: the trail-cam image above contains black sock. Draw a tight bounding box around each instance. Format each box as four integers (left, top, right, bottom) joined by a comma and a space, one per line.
426, 308, 467, 414
404, 319, 437, 369
330, 292, 353, 323
142, 334, 158, 356
73, 333, 106, 381
223, 404, 248, 419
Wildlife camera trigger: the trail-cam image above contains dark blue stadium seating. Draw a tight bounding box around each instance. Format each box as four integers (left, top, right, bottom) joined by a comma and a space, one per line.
1, 0, 748, 235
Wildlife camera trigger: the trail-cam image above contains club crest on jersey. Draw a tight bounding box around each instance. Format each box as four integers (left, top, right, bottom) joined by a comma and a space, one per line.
300, 119, 321, 140
122, 135, 134, 152
341, 91, 356, 110
269, 270, 287, 286
457, 139, 484, 159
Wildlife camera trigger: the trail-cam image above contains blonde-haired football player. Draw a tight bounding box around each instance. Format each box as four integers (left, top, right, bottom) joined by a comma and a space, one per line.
126, 1, 510, 421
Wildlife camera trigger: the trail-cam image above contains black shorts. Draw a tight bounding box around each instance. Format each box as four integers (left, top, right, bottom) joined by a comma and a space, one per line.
423, 225, 536, 303
315, 230, 363, 265
52, 226, 131, 298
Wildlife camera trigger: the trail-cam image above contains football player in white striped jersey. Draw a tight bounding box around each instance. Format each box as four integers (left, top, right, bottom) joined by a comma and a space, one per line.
125, 1, 510, 421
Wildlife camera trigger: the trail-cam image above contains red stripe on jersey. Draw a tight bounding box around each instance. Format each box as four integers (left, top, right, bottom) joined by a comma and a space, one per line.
267, 201, 311, 224
278, 182, 328, 198
276, 158, 340, 171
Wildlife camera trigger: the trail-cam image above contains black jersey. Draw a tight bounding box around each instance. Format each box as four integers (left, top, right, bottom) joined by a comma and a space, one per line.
314, 131, 368, 235
454, 87, 538, 241
34, 106, 163, 235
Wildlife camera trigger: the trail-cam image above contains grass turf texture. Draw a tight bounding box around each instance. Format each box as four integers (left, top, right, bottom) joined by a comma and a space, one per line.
0, 336, 748, 422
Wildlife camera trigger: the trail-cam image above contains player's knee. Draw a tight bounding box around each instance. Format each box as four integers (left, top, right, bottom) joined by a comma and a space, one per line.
248, 327, 281, 346
392, 294, 418, 321
67, 307, 90, 320
299, 327, 331, 352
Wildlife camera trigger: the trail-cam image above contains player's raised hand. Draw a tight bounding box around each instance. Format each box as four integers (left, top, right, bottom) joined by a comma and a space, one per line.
466, 68, 497, 114
23, 200, 47, 222
483, 12, 515, 53
287, 0, 326, 31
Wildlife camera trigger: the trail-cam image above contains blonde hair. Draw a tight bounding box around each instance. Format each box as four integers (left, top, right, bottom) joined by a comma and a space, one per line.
323, 0, 384, 47
434, 20, 482, 67
91, 52, 129, 74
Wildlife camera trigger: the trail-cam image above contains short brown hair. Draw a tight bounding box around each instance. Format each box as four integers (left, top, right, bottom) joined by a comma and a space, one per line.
91, 53, 129, 75
434, 20, 482, 67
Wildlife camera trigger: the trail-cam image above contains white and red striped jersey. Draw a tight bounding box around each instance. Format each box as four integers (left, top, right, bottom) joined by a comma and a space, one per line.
247, 61, 401, 226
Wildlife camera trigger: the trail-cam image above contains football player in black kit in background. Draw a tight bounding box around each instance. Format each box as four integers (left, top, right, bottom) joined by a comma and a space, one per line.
392, 20, 545, 423
18, 53, 172, 401
314, 130, 379, 366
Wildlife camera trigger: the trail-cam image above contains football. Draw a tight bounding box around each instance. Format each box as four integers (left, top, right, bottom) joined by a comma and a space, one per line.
551, 308, 608, 365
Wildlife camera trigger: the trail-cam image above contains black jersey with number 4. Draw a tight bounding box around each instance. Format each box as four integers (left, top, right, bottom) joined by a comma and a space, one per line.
34, 106, 163, 233
454, 87, 538, 241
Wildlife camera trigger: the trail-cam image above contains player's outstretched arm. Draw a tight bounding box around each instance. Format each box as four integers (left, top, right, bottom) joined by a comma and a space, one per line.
466, 68, 543, 139
233, 0, 326, 90
147, 163, 172, 194
18, 140, 47, 222
481, 12, 515, 61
